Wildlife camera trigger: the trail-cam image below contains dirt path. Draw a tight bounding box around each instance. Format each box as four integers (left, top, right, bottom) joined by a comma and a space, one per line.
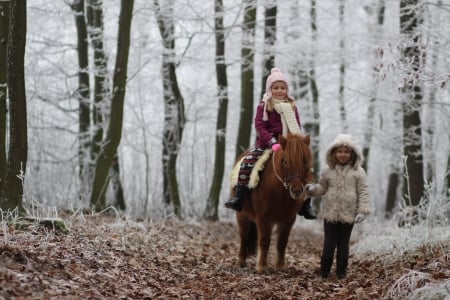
0, 215, 447, 299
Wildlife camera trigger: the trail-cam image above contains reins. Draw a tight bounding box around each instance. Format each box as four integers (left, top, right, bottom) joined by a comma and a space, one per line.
272, 150, 289, 190
272, 144, 307, 200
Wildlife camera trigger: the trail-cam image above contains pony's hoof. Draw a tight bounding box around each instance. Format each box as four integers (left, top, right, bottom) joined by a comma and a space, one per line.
256, 265, 268, 273
239, 262, 246, 268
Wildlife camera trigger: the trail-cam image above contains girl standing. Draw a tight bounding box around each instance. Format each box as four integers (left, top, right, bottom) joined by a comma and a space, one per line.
305, 133, 371, 279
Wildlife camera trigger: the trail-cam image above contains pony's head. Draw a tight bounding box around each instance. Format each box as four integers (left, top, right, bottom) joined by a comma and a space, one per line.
275, 133, 314, 199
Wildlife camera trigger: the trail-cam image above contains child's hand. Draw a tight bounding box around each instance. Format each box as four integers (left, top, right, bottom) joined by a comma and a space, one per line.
354, 213, 366, 223
271, 143, 281, 152
305, 184, 315, 193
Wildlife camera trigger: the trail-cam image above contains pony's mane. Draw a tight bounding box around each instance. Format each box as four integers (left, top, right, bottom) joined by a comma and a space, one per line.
283, 134, 312, 178
284, 134, 308, 162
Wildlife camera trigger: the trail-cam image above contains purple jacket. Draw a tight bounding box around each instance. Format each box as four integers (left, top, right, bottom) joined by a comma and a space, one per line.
254, 101, 301, 149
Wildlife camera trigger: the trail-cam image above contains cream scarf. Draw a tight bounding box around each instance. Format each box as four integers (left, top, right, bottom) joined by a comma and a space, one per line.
272, 100, 301, 136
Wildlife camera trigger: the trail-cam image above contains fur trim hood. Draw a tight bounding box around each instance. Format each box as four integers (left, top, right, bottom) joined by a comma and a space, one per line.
325, 134, 364, 169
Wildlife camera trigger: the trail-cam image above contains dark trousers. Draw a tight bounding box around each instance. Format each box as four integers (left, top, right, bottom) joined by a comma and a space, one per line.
320, 220, 354, 275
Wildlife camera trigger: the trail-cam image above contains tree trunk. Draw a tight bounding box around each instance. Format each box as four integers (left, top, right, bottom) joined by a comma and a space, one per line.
399, 0, 424, 207
0, 0, 26, 214
0, 1, 8, 187
89, 0, 134, 211
111, 152, 125, 210
234, 0, 256, 160
204, 0, 229, 221
337, 0, 347, 132
362, 0, 385, 171
260, 3, 276, 99
87, 0, 108, 152
87, 0, 109, 207
447, 154, 450, 198
70, 0, 92, 201
385, 172, 399, 218
154, 0, 186, 217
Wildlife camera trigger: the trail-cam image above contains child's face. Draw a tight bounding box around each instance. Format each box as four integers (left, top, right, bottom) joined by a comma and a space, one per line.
271, 82, 287, 100
335, 146, 352, 165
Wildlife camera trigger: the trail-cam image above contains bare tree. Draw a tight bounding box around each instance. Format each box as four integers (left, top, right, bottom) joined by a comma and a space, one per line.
0, 0, 27, 214
307, 0, 320, 182
234, 0, 257, 160
154, 0, 186, 217
204, 0, 230, 221
399, 0, 424, 207
86, 0, 108, 163
70, 0, 91, 200
89, 0, 134, 210
337, 0, 347, 132
260, 2, 276, 98
362, 0, 385, 171
0, 0, 8, 186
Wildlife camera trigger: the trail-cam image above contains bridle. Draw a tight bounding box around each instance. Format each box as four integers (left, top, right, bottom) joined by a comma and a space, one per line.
272, 150, 306, 199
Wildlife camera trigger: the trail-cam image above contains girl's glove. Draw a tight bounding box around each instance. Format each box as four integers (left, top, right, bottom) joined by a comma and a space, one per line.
271, 143, 281, 152
354, 213, 366, 223
305, 184, 315, 192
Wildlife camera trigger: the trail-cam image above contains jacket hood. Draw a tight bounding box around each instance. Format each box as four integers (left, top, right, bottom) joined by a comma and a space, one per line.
325, 133, 364, 169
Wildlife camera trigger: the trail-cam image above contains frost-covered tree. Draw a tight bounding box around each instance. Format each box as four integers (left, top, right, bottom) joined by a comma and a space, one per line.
154, 0, 186, 217
204, 0, 229, 221
399, 0, 424, 208
89, 0, 134, 211
234, 0, 256, 160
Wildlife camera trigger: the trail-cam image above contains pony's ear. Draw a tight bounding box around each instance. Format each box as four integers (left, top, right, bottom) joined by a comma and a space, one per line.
303, 135, 311, 145
279, 135, 287, 149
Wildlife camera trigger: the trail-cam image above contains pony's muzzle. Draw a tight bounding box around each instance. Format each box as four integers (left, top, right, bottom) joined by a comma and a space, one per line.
287, 178, 304, 199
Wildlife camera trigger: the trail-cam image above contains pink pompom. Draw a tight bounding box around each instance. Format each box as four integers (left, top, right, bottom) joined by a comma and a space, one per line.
272, 143, 281, 152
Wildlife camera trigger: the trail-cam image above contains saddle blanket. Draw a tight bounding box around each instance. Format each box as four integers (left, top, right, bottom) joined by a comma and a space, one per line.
230, 148, 272, 189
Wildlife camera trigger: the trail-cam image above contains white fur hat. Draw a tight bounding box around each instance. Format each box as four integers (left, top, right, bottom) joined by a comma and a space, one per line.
325, 133, 364, 169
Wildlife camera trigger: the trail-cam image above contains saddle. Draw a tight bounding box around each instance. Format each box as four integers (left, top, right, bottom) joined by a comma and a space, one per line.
230, 149, 272, 189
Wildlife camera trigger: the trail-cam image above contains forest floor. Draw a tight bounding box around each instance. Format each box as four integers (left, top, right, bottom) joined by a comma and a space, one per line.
0, 213, 449, 299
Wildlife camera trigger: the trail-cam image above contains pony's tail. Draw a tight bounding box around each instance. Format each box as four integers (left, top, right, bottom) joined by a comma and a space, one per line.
246, 222, 257, 256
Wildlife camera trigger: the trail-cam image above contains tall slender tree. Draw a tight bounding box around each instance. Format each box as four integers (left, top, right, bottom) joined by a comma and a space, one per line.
307, 0, 320, 182
337, 0, 347, 132
0, 0, 8, 186
154, 0, 186, 217
260, 2, 276, 98
87, 0, 108, 162
70, 0, 91, 200
399, 0, 424, 207
362, 0, 385, 171
0, 0, 26, 214
89, 0, 134, 210
234, 0, 257, 160
204, 0, 229, 221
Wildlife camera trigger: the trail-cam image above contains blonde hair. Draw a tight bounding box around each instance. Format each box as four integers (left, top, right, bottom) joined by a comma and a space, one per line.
266, 98, 296, 112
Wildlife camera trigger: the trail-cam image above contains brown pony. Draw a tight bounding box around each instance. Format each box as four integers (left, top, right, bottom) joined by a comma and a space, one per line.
234, 133, 315, 272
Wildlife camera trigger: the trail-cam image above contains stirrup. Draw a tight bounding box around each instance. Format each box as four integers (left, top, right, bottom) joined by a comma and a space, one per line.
225, 197, 242, 211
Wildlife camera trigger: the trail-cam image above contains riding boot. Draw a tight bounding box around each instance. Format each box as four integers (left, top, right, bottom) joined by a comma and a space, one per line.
298, 198, 316, 219
225, 185, 247, 211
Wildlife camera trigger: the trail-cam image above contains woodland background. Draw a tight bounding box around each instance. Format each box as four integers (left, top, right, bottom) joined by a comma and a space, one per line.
0, 0, 448, 221
0, 0, 449, 298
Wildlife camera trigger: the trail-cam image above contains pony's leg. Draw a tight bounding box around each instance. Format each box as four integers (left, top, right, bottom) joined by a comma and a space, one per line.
256, 221, 271, 273
237, 214, 251, 268
275, 221, 295, 270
